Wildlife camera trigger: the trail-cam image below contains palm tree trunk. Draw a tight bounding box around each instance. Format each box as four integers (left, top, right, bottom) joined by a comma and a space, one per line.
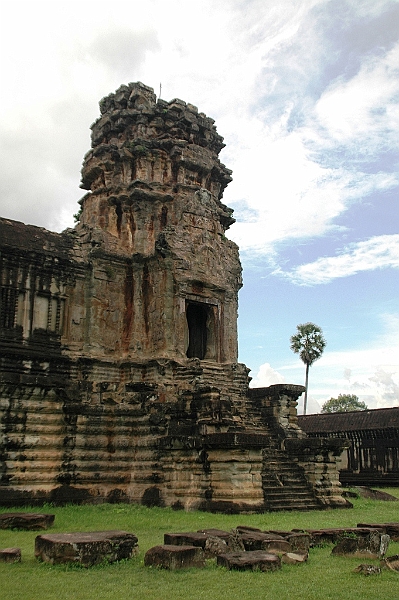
304, 362, 310, 415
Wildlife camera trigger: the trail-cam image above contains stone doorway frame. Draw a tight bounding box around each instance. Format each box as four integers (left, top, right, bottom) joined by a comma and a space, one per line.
185, 298, 220, 361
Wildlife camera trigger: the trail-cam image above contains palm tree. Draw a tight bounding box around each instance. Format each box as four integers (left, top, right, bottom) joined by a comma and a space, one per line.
290, 322, 326, 415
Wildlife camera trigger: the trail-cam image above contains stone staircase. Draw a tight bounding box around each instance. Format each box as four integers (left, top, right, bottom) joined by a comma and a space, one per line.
262, 448, 322, 511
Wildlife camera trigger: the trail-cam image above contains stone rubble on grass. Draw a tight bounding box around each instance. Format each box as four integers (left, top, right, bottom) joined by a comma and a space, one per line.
235, 526, 291, 553
382, 554, 399, 572
357, 522, 399, 542
0, 513, 55, 530
353, 564, 381, 576
160, 527, 309, 566
378, 534, 391, 558
35, 530, 138, 567
217, 550, 281, 572
0, 547, 21, 563
152, 523, 399, 571
331, 531, 390, 560
198, 528, 231, 542
2, 517, 398, 573
277, 532, 311, 554
144, 544, 205, 569
292, 526, 384, 547
227, 528, 246, 552
204, 536, 228, 557
281, 552, 308, 564
163, 531, 208, 549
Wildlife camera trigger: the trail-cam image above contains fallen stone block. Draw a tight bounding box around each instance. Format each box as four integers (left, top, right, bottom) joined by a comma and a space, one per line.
227, 529, 245, 551
35, 530, 138, 566
264, 530, 311, 553
217, 550, 281, 572
332, 531, 390, 560
238, 530, 290, 553
383, 554, 399, 572
353, 564, 381, 576
164, 532, 208, 548
291, 528, 335, 546
144, 544, 205, 569
285, 533, 311, 553
204, 536, 228, 557
357, 523, 399, 542
0, 513, 55, 530
0, 547, 21, 563
261, 538, 292, 554
198, 528, 231, 542
293, 527, 382, 547
239, 529, 279, 550
281, 552, 308, 565
379, 534, 391, 558
165, 529, 230, 558
235, 525, 262, 533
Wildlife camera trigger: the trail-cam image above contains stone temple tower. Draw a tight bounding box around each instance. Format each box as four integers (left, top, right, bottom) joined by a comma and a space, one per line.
0, 83, 350, 511
76, 82, 241, 365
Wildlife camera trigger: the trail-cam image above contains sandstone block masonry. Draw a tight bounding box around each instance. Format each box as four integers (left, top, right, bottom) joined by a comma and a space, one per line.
0, 82, 350, 511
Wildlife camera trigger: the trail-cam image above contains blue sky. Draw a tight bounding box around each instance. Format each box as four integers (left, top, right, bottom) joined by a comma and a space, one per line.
1, 0, 398, 412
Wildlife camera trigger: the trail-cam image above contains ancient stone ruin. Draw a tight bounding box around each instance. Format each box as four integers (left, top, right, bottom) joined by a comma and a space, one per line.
0, 82, 350, 512
298, 407, 399, 487
35, 530, 139, 567
144, 523, 395, 571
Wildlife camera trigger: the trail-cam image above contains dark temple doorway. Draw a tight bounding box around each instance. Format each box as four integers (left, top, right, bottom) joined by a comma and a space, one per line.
186, 303, 208, 359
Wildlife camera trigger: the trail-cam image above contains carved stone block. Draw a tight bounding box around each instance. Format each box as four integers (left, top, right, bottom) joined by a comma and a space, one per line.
0, 548, 21, 563
0, 513, 55, 530
144, 544, 205, 569
35, 530, 138, 566
217, 550, 281, 571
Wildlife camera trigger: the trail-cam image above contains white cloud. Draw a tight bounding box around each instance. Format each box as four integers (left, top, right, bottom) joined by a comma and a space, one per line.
369, 368, 399, 405
250, 362, 285, 388
282, 234, 399, 285
315, 42, 399, 148
222, 13, 399, 255
85, 28, 161, 84
224, 34, 399, 253
227, 156, 396, 254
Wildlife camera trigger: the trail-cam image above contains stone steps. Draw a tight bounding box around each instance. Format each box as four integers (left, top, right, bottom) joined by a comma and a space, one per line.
263, 484, 321, 510
262, 449, 321, 511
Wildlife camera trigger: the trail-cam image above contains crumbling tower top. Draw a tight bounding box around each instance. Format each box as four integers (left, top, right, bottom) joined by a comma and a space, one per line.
78, 82, 235, 254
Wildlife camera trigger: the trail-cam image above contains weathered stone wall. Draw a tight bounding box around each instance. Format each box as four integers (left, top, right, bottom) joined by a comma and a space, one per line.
0, 83, 349, 511
299, 409, 399, 487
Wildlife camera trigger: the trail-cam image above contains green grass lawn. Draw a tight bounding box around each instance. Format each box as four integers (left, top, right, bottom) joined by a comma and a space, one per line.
1, 489, 398, 600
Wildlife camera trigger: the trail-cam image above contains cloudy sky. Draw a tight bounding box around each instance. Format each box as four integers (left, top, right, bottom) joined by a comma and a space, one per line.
1, 0, 398, 413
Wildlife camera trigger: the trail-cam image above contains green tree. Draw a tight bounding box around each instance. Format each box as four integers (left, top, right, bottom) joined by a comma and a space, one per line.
290, 322, 326, 415
321, 394, 368, 413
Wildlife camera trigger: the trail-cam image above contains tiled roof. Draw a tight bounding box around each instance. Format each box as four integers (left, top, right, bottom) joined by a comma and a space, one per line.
298, 407, 399, 433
